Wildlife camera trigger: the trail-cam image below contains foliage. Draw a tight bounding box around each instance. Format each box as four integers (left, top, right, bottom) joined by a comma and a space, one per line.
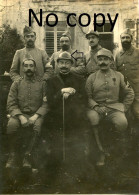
0, 24, 24, 74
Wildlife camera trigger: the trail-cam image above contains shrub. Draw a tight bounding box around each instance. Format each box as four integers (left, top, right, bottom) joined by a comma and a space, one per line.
0, 24, 24, 75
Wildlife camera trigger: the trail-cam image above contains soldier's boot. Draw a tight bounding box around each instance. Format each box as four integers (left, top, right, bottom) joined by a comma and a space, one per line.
93, 125, 106, 166
5, 152, 16, 168
23, 154, 32, 168
5, 133, 18, 168
23, 131, 40, 169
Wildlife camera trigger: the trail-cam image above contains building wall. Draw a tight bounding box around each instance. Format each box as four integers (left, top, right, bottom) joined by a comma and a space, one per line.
1, 0, 139, 55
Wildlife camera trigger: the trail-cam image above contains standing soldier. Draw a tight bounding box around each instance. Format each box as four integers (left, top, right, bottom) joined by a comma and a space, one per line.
49, 31, 86, 77
86, 48, 134, 166
115, 28, 139, 129
6, 54, 48, 168
85, 30, 102, 76
85, 30, 115, 77
10, 26, 53, 81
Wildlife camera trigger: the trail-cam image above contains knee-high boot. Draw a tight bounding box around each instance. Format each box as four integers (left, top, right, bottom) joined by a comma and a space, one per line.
93, 125, 105, 166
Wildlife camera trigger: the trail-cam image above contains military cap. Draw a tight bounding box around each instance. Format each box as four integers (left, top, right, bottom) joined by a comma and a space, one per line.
23, 25, 36, 36
57, 51, 73, 63
120, 28, 133, 38
86, 30, 99, 39
96, 48, 113, 59
22, 53, 36, 66
60, 31, 71, 41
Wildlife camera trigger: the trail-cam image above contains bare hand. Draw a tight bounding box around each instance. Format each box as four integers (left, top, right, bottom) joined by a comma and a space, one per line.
28, 114, 39, 125
94, 106, 107, 114
18, 115, 29, 127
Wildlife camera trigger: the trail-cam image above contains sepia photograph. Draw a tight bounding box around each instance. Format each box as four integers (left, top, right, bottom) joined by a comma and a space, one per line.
0, 0, 139, 193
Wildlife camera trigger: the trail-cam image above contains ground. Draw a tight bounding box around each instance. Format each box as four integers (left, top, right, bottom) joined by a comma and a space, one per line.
0, 122, 138, 194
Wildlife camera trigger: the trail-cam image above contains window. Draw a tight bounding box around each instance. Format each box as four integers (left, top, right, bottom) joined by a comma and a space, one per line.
125, 20, 135, 29
95, 22, 114, 51
45, 21, 67, 57
95, 22, 112, 32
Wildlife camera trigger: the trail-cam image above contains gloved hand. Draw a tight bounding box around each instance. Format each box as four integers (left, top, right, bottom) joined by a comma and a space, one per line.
94, 106, 107, 115
28, 114, 39, 125
18, 115, 29, 127
63, 92, 70, 100
61, 87, 76, 95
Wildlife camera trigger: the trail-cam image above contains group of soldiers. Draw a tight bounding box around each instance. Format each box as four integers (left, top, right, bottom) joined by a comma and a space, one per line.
5, 25, 139, 173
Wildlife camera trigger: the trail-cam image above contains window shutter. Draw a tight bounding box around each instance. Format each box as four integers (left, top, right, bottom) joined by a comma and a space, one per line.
45, 21, 67, 57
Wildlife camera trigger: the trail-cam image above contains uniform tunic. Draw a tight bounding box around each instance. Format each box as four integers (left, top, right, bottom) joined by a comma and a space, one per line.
115, 45, 139, 119
86, 69, 134, 129
7, 76, 48, 134
85, 45, 102, 75
10, 47, 52, 81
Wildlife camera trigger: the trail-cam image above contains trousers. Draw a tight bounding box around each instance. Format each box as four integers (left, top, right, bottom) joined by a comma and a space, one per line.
7, 114, 44, 134
87, 108, 128, 131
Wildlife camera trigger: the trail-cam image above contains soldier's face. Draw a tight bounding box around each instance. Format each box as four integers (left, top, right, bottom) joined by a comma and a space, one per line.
24, 32, 36, 47
58, 59, 72, 74
88, 35, 99, 48
121, 33, 132, 49
60, 37, 71, 51
23, 60, 36, 77
97, 56, 111, 71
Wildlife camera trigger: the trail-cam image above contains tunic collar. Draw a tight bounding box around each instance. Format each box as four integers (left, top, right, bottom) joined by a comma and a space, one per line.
59, 48, 73, 54
23, 75, 36, 83
90, 45, 102, 54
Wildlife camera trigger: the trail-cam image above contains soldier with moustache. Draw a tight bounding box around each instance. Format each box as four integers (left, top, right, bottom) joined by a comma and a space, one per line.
10, 26, 53, 82
86, 48, 134, 166
45, 51, 87, 178
85, 30, 115, 77
49, 31, 86, 77
6, 54, 48, 169
115, 28, 139, 130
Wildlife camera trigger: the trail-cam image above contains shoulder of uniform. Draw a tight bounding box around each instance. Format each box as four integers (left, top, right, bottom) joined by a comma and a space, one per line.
87, 71, 97, 80
37, 48, 47, 54
15, 48, 24, 54
13, 77, 23, 85
114, 70, 123, 78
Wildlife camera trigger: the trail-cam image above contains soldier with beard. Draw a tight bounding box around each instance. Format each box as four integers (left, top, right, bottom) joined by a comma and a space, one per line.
49, 31, 86, 77
115, 28, 139, 130
10, 26, 53, 82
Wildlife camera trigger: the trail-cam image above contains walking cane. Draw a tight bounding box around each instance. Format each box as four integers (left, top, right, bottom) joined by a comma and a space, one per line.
62, 95, 66, 161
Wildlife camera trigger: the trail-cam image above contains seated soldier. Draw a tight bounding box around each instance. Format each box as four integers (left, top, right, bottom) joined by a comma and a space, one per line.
6, 53, 48, 169
86, 48, 134, 166
45, 51, 87, 177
